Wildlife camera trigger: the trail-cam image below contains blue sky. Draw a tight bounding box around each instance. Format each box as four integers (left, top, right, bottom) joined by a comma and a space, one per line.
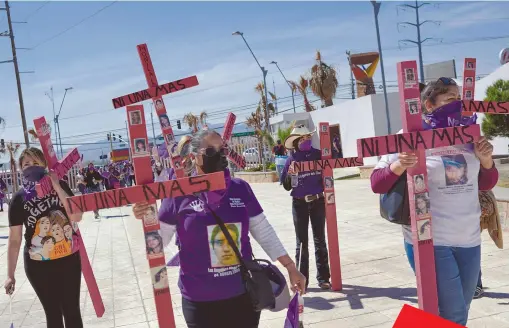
1, 1, 509, 147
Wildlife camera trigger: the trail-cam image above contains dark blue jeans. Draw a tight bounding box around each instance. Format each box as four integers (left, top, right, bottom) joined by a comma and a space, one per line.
404, 241, 480, 325
292, 197, 330, 286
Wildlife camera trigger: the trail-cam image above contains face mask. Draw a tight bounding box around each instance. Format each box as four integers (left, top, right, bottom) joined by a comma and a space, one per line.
298, 139, 312, 152
200, 150, 228, 174
423, 100, 477, 130
23, 166, 47, 183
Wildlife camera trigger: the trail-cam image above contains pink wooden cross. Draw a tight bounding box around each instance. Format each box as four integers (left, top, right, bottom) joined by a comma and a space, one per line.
222, 113, 247, 169
136, 43, 199, 178
356, 60, 482, 314
291, 126, 364, 291
32, 116, 105, 318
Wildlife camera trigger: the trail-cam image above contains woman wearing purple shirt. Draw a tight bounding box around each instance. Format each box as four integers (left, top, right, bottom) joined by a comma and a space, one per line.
132, 130, 305, 328
370, 78, 498, 325
280, 125, 331, 290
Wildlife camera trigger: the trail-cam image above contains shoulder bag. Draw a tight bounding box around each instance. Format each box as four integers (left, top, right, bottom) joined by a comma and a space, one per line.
379, 172, 410, 225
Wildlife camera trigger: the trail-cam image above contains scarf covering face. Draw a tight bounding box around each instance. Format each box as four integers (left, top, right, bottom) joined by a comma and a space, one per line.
422, 100, 477, 130
22, 166, 47, 202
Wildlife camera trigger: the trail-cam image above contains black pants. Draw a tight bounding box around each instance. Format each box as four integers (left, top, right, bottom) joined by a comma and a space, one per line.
25, 252, 83, 328
182, 293, 261, 328
292, 197, 331, 286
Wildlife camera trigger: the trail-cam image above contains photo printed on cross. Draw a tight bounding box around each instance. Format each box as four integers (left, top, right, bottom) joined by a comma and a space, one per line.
33, 116, 105, 318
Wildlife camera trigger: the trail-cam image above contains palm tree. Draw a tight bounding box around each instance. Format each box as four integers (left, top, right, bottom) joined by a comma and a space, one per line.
290, 76, 316, 112
310, 50, 339, 107
183, 112, 199, 133
276, 122, 295, 146
254, 82, 276, 131
199, 111, 208, 129
0, 142, 21, 193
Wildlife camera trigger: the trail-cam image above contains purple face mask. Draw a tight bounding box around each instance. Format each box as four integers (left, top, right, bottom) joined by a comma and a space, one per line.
298, 139, 312, 152
423, 100, 477, 130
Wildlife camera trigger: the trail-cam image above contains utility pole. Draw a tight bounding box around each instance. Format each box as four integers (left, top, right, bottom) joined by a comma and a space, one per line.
45, 87, 58, 147
397, 1, 441, 83
150, 104, 157, 144
125, 121, 132, 162
371, 1, 392, 134
272, 78, 278, 114
2, 1, 30, 147
346, 50, 355, 99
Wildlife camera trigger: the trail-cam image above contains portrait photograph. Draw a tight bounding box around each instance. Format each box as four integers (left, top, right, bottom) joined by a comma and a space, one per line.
145, 230, 164, 259
466, 61, 475, 69
465, 91, 472, 99
326, 192, 335, 205
417, 219, 432, 241
407, 99, 419, 115
130, 110, 142, 126
143, 204, 159, 227
415, 192, 430, 217
321, 125, 328, 133
405, 68, 416, 83
151, 265, 169, 290
465, 77, 473, 86
413, 174, 426, 193
324, 177, 334, 189
442, 154, 468, 186
208, 223, 241, 268
133, 138, 148, 155
322, 148, 330, 156
165, 134, 175, 144
155, 99, 164, 110
159, 114, 171, 128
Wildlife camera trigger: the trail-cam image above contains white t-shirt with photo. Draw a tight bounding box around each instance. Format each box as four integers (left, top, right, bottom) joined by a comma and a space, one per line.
376, 134, 481, 248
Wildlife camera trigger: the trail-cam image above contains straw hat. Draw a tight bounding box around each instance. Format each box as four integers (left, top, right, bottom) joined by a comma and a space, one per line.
284, 125, 316, 149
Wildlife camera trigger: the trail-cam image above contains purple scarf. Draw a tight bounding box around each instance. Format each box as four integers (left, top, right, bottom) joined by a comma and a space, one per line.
284, 294, 300, 328
22, 180, 37, 202
422, 100, 477, 130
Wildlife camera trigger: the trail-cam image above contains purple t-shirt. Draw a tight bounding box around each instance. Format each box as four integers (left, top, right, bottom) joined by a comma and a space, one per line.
280, 147, 324, 197
158, 178, 263, 302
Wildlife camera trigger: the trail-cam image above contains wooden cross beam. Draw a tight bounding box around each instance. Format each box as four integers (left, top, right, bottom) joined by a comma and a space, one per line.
222, 113, 247, 169
462, 100, 509, 115
291, 127, 364, 292
136, 43, 195, 178
32, 118, 81, 197
32, 116, 105, 318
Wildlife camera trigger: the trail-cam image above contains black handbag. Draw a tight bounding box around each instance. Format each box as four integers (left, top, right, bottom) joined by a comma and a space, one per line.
206, 205, 276, 312
379, 172, 411, 225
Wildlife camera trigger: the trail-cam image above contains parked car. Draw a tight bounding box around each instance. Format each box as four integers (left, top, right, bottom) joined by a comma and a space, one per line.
243, 147, 271, 164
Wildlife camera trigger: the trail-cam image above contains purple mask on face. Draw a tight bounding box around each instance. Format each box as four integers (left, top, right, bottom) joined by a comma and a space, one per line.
298, 139, 312, 152
422, 100, 477, 130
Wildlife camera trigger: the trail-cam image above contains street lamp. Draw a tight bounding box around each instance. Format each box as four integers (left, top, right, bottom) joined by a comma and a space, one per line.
232, 31, 271, 131
55, 87, 73, 157
371, 1, 392, 134
270, 61, 296, 113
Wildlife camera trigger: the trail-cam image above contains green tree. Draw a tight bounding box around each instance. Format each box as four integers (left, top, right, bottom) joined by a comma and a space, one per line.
276, 122, 295, 145
481, 79, 509, 140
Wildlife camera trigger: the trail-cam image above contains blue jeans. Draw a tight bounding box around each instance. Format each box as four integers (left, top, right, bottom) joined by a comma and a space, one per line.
404, 241, 480, 325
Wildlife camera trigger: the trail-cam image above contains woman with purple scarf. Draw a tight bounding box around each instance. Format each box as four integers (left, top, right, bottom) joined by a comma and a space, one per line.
131, 130, 306, 328
3, 148, 84, 327
370, 78, 499, 325
279, 125, 331, 291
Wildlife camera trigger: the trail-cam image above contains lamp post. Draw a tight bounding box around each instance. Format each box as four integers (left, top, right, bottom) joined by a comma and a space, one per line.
371, 1, 392, 134
270, 61, 296, 113
56, 87, 73, 157
232, 31, 271, 131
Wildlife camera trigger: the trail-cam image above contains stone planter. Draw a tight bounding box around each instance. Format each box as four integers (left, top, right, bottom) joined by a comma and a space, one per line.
233, 171, 279, 183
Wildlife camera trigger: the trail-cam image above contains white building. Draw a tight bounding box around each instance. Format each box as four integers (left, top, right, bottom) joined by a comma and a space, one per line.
270, 62, 509, 167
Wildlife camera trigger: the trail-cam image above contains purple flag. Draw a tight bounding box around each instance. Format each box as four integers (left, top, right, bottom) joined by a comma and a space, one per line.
284, 294, 299, 328
167, 252, 180, 267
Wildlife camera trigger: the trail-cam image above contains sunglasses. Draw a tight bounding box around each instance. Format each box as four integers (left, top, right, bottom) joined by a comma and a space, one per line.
199, 146, 228, 157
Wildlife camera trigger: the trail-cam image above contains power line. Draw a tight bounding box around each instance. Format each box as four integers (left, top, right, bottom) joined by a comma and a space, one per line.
23, 0, 50, 21
30, 1, 117, 50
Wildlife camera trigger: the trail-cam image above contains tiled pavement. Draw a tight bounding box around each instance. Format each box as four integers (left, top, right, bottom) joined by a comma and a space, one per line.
0, 179, 508, 328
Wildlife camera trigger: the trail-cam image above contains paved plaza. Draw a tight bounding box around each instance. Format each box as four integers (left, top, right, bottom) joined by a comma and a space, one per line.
1, 178, 509, 327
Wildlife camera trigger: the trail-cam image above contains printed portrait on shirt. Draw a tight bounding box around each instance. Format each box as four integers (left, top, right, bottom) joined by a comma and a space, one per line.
413, 174, 426, 193
145, 230, 164, 259
151, 265, 169, 290
414, 192, 430, 217
417, 219, 432, 241
29, 210, 73, 261
208, 223, 241, 268
130, 110, 142, 126
442, 154, 468, 185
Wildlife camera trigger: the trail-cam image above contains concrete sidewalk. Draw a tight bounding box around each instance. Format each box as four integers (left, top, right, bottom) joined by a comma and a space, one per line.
1, 179, 509, 327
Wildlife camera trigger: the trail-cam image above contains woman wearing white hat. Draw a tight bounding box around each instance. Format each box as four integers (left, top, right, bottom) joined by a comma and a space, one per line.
280, 125, 331, 290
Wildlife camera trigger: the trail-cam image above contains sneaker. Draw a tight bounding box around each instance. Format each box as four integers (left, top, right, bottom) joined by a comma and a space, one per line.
319, 282, 331, 290
474, 286, 484, 299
